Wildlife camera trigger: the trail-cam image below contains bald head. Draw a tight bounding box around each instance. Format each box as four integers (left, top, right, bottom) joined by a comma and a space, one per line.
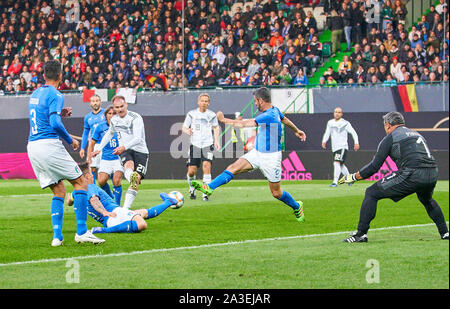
334, 107, 343, 120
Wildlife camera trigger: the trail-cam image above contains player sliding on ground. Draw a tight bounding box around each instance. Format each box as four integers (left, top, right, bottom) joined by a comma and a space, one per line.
339, 112, 449, 242
191, 87, 307, 222
76, 162, 179, 234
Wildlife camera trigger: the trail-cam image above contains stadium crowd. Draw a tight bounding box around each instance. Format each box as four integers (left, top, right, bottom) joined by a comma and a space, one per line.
0, 0, 448, 94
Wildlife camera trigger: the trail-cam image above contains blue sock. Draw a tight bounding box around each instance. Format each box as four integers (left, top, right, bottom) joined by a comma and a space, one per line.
101, 183, 114, 199
147, 200, 172, 219
278, 191, 300, 210
113, 185, 122, 205
98, 221, 139, 233
92, 171, 96, 183
72, 190, 88, 235
209, 170, 234, 190
51, 197, 64, 240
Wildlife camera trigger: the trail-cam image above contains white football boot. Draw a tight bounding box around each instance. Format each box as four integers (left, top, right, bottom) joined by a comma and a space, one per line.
51, 238, 63, 247
75, 230, 105, 244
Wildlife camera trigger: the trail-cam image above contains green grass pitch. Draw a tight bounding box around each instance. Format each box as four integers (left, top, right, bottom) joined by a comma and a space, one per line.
0, 179, 448, 289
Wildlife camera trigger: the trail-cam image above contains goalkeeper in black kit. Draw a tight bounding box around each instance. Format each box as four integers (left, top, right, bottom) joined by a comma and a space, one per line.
339, 112, 449, 242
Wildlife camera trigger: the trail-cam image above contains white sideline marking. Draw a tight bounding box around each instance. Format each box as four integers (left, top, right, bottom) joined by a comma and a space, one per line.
0, 223, 445, 267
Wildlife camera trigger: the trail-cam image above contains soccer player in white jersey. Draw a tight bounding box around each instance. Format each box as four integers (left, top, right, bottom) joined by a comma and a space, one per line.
192, 87, 307, 222
92, 95, 149, 210
27, 60, 104, 246
321, 107, 360, 187
182, 93, 220, 201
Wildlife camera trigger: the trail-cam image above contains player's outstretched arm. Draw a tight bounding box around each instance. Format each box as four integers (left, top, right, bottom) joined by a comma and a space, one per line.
93, 126, 114, 157
339, 135, 393, 185
216, 111, 256, 128
282, 116, 306, 141
90, 196, 116, 218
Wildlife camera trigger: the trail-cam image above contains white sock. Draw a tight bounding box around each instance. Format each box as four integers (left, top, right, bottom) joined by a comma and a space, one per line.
124, 168, 133, 183
203, 174, 212, 184
333, 162, 341, 184
203, 174, 211, 198
341, 164, 349, 176
123, 188, 137, 209
187, 174, 195, 192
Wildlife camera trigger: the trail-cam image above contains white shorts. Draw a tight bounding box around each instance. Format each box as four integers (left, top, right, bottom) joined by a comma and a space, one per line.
98, 159, 124, 175
90, 144, 102, 168
241, 149, 282, 183
27, 139, 82, 189
106, 207, 139, 228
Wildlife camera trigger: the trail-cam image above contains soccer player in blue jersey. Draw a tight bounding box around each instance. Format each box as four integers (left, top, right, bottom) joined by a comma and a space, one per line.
76, 162, 178, 234
80, 94, 105, 182
192, 87, 307, 222
89, 106, 124, 204
26, 60, 105, 246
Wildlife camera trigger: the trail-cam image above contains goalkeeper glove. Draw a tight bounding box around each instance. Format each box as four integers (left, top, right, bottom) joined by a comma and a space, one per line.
338, 173, 358, 185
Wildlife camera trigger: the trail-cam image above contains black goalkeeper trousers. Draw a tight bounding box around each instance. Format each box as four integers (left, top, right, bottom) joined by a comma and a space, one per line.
357, 168, 448, 236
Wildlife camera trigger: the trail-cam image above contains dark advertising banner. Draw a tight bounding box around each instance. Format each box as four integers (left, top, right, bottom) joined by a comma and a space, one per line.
283, 112, 449, 151
1, 150, 447, 181
2, 112, 447, 153
1, 111, 448, 180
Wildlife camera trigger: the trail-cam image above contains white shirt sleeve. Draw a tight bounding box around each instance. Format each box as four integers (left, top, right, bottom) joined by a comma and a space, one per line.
97, 124, 115, 151
183, 111, 192, 129
322, 121, 331, 144
346, 122, 359, 145
211, 114, 219, 128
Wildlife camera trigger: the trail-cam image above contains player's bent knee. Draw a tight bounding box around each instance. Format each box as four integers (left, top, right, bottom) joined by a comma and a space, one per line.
51, 181, 66, 198
134, 216, 147, 232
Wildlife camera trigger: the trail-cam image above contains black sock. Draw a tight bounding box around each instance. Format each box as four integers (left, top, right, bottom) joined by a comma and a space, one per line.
356, 194, 379, 235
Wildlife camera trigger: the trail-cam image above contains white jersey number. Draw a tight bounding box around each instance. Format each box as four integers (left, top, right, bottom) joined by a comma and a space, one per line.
30, 109, 38, 135
416, 136, 431, 158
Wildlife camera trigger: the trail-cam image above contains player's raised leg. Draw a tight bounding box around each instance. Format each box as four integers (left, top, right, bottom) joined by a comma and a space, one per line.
192, 158, 252, 195
269, 179, 304, 222
123, 160, 139, 209
144, 193, 178, 218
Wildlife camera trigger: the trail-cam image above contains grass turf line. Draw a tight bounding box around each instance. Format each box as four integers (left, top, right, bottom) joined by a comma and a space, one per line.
0, 180, 448, 288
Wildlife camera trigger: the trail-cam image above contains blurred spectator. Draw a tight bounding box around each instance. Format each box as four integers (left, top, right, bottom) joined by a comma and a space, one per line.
0, 0, 448, 93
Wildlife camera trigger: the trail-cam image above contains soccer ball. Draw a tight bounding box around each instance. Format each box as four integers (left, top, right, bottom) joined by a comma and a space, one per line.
168, 191, 184, 209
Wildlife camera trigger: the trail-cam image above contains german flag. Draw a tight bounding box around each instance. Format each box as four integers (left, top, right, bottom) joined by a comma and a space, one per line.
145, 74, 169, 91
391, 84, 419, 112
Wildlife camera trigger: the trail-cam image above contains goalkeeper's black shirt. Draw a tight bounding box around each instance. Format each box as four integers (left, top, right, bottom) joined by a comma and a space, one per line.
359, 126, 437, 179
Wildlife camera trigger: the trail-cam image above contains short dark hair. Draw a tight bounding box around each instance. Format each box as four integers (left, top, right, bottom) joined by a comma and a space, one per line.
78, 161, 90, 174
253, 87, 271, 103
43, 60, 62, 81
383, 112, 405, 126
